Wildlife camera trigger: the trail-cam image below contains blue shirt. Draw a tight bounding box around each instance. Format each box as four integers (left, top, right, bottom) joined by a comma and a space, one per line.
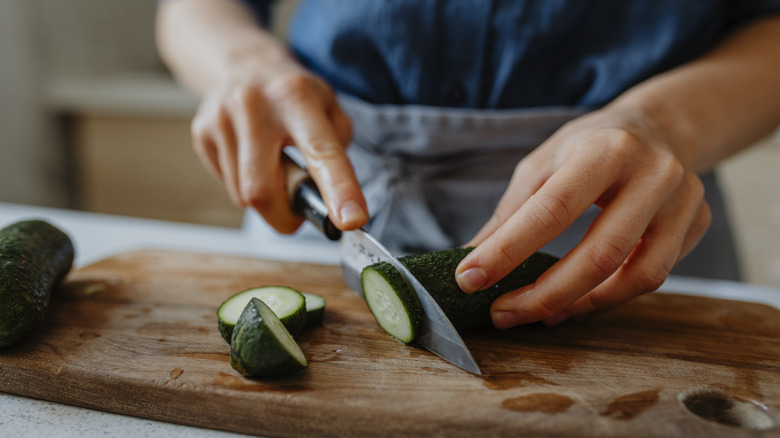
245, 0, 780, 109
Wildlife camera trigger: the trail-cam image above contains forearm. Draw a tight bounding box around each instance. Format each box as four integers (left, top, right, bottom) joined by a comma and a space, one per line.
155, 0, 293, 96
609, 15, 780, 173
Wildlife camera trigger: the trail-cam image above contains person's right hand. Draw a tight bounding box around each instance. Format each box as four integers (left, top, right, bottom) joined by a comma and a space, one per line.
191, 60, 368, 233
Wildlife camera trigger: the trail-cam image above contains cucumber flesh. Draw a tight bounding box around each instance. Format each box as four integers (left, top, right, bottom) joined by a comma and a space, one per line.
230, 297, 307, 378
302, 292, 326, 329
361, 264, 422, 344
218, 286, 306, 344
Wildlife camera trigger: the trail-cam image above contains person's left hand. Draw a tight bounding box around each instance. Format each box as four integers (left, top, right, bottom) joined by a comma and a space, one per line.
455, 105, 712, 329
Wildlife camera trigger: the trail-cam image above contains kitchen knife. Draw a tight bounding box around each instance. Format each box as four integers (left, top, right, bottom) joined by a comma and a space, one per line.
283, 149, 481, 374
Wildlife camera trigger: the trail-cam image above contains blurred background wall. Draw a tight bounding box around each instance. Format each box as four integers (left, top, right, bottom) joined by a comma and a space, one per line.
0, 0, 197, 211
0, 0, 295, 227
0, 0, 778, 287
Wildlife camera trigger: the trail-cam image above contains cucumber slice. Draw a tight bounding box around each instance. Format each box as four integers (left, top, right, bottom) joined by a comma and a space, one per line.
361, 263, 422, 344
230, 297, 308, 377
361, 248, 559, 342
302, 292, 326, 329
217, 286, 306, 344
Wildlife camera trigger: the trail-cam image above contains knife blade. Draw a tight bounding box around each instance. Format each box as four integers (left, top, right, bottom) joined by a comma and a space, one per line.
283, 149, 481, 374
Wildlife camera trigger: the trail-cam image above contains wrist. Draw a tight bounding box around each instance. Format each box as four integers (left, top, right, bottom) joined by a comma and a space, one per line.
606, 90, 702, 171
220, 37, 300, 82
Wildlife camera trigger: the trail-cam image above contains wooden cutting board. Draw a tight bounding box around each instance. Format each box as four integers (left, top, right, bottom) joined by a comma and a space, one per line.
1, 249, 778, 437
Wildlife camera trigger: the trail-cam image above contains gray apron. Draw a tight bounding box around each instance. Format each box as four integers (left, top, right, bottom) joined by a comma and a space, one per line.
246, 94, 742, 281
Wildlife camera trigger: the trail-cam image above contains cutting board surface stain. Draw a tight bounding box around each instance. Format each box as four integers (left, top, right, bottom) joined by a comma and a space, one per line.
1, 250, 779, 437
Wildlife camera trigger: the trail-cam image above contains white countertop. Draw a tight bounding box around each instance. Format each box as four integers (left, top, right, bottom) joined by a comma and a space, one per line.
2, 202, 779, 437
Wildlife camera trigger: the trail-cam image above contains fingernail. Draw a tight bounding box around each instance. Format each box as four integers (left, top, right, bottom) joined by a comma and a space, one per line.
457, 267, 488, 293
543, 310, 570, 327
492, 311, 520, 330
339, 200, 365, 226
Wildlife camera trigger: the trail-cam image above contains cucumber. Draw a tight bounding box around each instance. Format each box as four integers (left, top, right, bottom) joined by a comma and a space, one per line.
230, 297, 308, 377
0, 220, 74, 347
217, 286, 306, 344
361, 247, 558, 342
302, 292, 326, 329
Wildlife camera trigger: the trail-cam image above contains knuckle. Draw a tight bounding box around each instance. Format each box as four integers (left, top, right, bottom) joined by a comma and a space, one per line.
190, 126, 208, 149
265, 72, 316, 104
600, 128, 642, 162
699, 202, 712, 228
239, 180, 275, 211
655, 148, 683, 174
653, 152, 686, 188
496, 242, 524, 270
190, 129, 215, 158
305, 135, 345, 159
190, 113, 210, 138
577, 293, 602, 314
229, 85, 260, 110
533, 295, 563, 320
528, 193, 569, 235
587, 237, 630, 278
689, 202, 712, 238
635, 263, 672, 292
683, 172, 706, 200
607, 127, 641, 147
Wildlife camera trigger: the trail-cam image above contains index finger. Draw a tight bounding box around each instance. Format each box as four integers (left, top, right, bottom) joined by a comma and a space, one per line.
455, 158, 619, 294
275, 90, 368, 230
489, 178, 670, 328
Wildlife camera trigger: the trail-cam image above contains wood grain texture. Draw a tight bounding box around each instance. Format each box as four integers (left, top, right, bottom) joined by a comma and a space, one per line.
1, 250, 779, 437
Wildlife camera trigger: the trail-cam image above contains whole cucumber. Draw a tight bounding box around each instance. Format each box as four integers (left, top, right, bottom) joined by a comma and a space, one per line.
364, 248, 559, 335
0, 220, 74, 347
399, 248, 559, 331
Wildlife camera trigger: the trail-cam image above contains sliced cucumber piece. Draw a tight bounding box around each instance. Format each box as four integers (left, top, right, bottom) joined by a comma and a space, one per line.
230, 297, 308, 378
302, 292, 326, 329
361, 263, 422, 344
218, 286, 306, 344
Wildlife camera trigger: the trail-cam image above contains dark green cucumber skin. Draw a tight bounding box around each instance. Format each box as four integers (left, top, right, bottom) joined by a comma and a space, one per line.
230, 298, 307, 378
302, 308, 323, 329
362, 262, 423, 342
219, 310, 305, 344
370, 247, 558, 332
302, 293, 326, 329
0, 220, 74, 347
218, 319, 233, 345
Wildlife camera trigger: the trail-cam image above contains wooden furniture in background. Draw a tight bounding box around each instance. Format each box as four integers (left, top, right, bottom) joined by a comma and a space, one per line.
73, 115, 242, 228
50, 74, 243, 228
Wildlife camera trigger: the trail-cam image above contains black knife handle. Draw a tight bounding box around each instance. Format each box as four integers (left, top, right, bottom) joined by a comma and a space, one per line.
283, 152, 342, 241
292, 179, 342, 240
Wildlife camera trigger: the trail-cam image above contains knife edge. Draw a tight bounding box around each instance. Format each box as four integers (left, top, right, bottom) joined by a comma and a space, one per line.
283, 148, 481, 374
340, 229, 482, 375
